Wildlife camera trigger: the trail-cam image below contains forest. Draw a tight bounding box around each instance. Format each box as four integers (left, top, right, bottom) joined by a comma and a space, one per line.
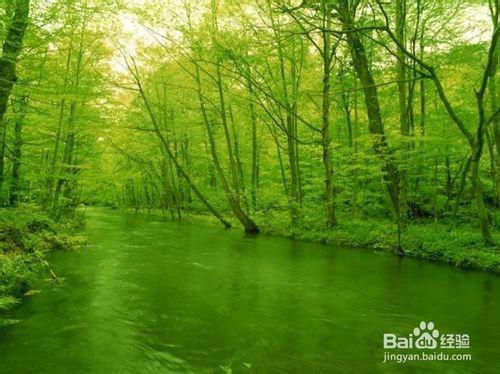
0, 0, 499, 372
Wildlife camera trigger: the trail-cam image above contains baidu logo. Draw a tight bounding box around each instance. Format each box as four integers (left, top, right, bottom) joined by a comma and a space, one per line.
413, 321, 439, 349
382, 321, 471, 363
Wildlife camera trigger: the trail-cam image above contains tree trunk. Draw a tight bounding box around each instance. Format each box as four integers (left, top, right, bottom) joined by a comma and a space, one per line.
0, 0, 30, 201
341, 13, 401, 222
195, 63, 258, 233
127, 57, 232, 229
471, 150, 494, 246
338, 2, 402, 252
321, 7, 337, 228
268, 6, 303, 224
396, 0, 408, 219
52, 101, 77, 214
246, 65, 259, 210
489, 42, 499, 206
205, 0, 258, 233
9, 95, 26, 206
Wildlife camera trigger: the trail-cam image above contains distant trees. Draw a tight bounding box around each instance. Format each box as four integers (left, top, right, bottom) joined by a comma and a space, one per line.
0, 0, 111, 218
122, 55, 232, 228
102, 0, 498, 245
1, 0, 492, 245
282, 0, 340, 228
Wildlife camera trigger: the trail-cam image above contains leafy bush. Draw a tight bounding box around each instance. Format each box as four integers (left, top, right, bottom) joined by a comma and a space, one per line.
0, 207, 86, 325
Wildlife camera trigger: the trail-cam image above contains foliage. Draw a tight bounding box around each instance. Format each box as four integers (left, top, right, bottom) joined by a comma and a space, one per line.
0, 206, 86, 325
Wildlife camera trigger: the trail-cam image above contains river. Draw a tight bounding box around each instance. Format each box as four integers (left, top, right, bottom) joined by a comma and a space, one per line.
0, 208, 498, 373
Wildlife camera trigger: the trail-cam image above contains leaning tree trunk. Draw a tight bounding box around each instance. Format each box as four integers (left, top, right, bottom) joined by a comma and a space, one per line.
202, 0, 259, 233
338, 3, 402, 252
341, 19, 401, 222
125, 55, 232, 229
194, 63, 258, 233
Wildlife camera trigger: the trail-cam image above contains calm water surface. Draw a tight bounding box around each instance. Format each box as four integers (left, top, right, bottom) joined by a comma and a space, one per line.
0, 208, 499, 373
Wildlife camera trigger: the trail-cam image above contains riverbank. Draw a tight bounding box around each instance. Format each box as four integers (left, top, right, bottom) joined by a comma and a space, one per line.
101, 207, 500, 273
259, 216, 500, 274
0, 206, 86, 325
178, 210, 500, 274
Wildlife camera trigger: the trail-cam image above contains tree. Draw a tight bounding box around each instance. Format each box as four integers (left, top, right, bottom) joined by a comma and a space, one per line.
335, 0, 403, 250
374, 0, 499, 246
0, 0, 29, 201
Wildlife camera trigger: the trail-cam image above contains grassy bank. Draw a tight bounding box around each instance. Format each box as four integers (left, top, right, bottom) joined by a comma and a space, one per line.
179, 209, 500, 274
252, 213, 500, 274
0, 206, 86, 325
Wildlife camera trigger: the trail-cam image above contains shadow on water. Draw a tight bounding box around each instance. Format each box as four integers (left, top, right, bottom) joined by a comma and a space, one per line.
0, 208, 498, 373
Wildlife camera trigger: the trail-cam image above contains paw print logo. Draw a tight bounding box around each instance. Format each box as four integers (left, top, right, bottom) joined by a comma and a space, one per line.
414, 321, 439, 349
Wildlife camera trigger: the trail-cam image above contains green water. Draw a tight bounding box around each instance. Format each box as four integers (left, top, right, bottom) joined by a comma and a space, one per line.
0, 209, 499, 373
